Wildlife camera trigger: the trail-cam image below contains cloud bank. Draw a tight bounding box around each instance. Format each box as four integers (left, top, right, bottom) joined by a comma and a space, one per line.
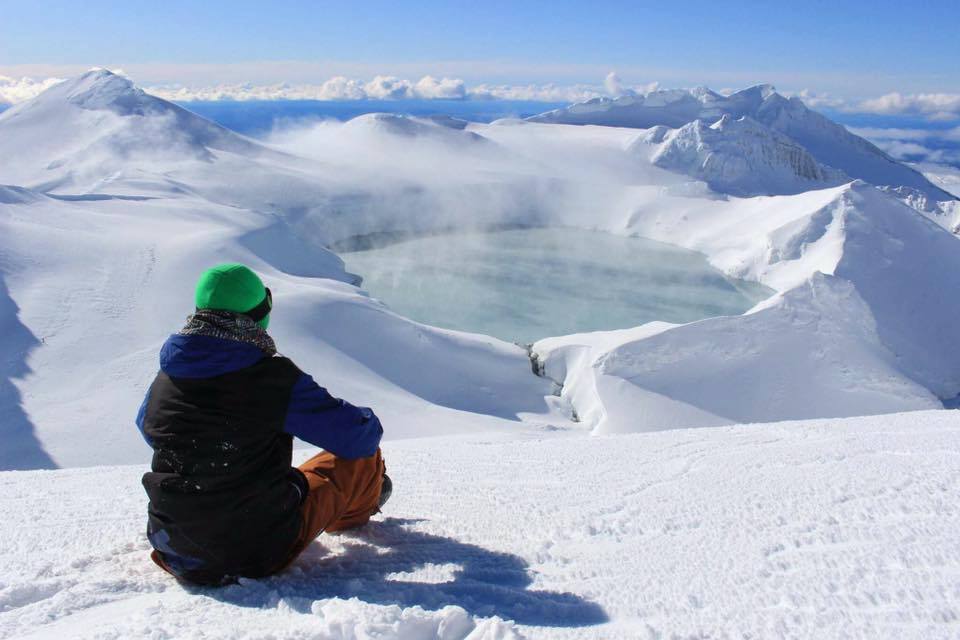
858, 93, 960, 121
1, 70, 957, 127
0, 71, 651, 105
0, 75, 65, 106
780, 90, 960, 121
851, 125, 960, 169
147, 76, 607, 103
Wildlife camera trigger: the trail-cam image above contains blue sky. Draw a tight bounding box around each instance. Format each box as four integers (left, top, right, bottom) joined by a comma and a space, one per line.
1, 0, 958, 97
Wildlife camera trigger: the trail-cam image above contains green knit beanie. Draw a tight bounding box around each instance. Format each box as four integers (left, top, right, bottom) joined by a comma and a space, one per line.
194, 263, 271, 329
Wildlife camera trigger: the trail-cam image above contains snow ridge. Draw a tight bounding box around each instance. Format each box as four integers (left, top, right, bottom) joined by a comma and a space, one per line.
648, 114, 848, 196
0, 69, 268, 191
535, 181, 960, 433
343, 113, 489, 144
531, 84, 956, 206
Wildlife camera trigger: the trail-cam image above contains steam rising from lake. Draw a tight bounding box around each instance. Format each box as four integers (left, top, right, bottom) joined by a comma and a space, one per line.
343, 228, 771, 343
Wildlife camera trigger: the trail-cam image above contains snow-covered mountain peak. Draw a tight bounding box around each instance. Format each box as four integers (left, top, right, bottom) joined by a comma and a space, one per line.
15, 68, 158, 118
532, 84, 782, 127
68, 70, 158, 116
688, 86, 723, 101
731, 83, 778, 100
531, 82, 957, 211
710, 113, 735, 129
63, 69, 136, 105
345, 112, 436, 135
0, 70, 270, 191
343, 112, 488, 144
648, 114, 848, 196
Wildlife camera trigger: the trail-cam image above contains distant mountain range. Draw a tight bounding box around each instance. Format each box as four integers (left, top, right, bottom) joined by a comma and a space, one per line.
529, 84, 957, 211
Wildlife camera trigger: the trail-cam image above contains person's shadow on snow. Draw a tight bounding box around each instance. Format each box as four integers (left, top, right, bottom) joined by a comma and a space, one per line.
210, 517, 607, 627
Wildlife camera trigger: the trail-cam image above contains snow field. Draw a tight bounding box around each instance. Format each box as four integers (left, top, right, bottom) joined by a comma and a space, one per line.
1, 410, 959, 639
2, 71, 960, 639
4, 70, 960, 471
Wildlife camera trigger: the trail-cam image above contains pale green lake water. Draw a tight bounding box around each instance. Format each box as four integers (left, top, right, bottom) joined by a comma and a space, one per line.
342, 228, 771, 344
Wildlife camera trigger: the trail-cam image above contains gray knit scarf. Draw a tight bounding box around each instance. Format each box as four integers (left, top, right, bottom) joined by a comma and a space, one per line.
180, 309, 277, 356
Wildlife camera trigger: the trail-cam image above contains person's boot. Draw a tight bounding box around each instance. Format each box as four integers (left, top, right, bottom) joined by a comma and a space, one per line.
378, 474, 392, 511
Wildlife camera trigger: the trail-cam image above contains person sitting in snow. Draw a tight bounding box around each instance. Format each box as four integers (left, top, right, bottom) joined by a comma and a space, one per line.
137, 263, 390, 586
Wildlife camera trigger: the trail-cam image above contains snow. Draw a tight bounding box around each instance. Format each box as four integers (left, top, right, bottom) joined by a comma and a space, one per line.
537, 273, 940, 433
2, 410, 960, 639
0, 70, 267, 192
922, 164, 960, 199
2, 70, 960, 466
2, 67, 960, 639
529, 84, 957, 210
535, 181, 960, 432
0, 188, 562, 469
646, 114, 848, 196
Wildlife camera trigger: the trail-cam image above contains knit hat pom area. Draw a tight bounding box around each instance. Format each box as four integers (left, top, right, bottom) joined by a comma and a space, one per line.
194, 263, 271, 329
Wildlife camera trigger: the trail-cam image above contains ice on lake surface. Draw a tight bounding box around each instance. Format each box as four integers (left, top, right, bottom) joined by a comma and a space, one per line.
342, 228, 772, 344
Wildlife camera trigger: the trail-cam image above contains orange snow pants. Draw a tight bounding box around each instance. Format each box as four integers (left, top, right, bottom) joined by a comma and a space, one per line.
289, 448, 385, 553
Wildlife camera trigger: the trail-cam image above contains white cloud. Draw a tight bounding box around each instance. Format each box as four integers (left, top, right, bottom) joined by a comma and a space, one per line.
780, 90, 960, 121
850, 125, 960, 142
925, 111, 959, 122
878, 140, 938, 157
0, 75, 64, 105
414, 75, 466, 99
3, 69, 956, 124
849, 125, 960, 169
146, 77, 370, 101
148, 77, 657, 104
789, 89, 849, 110
468, 82, 605, 102
362, 75, 414, 100
604, 72, 624, 97
316, 76, 366, 100
141, 76, 470, 102
858, 92, 960, 118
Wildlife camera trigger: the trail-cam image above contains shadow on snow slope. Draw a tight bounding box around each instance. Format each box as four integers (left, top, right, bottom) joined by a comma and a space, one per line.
208, 517, 608, 628
0, 275, 56, 470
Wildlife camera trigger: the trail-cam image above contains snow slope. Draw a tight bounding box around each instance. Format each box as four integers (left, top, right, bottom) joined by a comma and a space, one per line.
646, 114, 848, 196
921, 163, 960, 199
0, 189, 561, 469
0, 70, 269, 191
2, 70, 960, 469
1, 69, 959, 640
1, 410, 958, 639
535, 182, 960, 433
530, 84, 957, 208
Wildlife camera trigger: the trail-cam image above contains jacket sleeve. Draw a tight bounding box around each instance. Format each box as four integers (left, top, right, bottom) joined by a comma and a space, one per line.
282, 372, 383, 459
135, 387, 153, 446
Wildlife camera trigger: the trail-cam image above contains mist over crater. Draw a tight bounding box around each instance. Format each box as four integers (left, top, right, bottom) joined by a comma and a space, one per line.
341, 227, 771, 344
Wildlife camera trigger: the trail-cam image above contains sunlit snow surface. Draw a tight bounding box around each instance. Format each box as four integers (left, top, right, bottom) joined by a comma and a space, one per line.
343, 228, 771, 343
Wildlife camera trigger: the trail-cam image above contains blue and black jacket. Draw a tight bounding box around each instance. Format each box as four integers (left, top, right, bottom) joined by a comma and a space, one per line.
138, 333, 382, 584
